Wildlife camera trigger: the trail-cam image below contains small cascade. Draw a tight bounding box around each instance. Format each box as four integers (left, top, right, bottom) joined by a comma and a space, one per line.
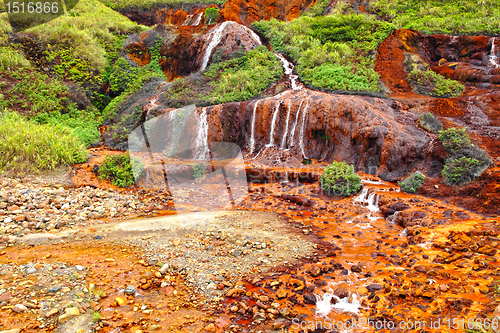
200, 21, 230, 71
182, 14, 193, 25
280, 103, 292, 149
354, 187, 381, 222
298, 101, 309, 158
316, 292, 361, 316
241, 25, 262, 46
192, 12, 203, 26
274, 53, 302, 90
266, 101, 282, 147
194, 107, 209, 160
142, 83, 169, 120
288, 100, 304, 148
249, 102, 258, 154
489, 37, 499, 68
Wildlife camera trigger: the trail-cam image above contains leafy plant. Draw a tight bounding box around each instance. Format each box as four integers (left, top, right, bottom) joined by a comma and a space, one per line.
398, 171, 426, 193
0, 110, 88, 174
408, 68, 464, 97
204, 7, 219, 24
438, 128, 492, 186
418, 112, 443, 133
92, 310, 102, 323
192, 163, 207, 179
320, 161, 363, 196
98, 153, 144, 187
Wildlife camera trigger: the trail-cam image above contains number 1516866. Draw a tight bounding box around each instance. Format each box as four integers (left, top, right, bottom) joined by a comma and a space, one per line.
5, 2, 60, 14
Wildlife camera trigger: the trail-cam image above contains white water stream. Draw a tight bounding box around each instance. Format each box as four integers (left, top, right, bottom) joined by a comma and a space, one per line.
274, 53, 302, 90
194, 107, 209, 160
288, 100, 304, 148
249, 102, 259, 154
299, 101, 309, 158
489, 37, 499, 68
354, 187, 381, 223
280, 103, 292, 149
266, 101, 282, 147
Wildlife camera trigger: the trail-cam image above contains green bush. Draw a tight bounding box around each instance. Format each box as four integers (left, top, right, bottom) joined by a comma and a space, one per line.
204, 46, 282, 103
442, 156, 489, 186
204, 7, 219, 24
0, 111, 88, 174
418, 112, 442, 133
99, 0, 226, 10
439, 128, 473, 154
320, 161, 362, 196
408, 68, 464, 98
192, 163, 207, 179
438, 127, 492, 186
398, 171, 426, 193
98, 153, 144, 187
252, 13, 395, 93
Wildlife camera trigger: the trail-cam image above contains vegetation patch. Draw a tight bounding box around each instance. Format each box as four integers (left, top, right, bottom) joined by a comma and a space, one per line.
439, 128, 492, 186
252, 12, 396, 93
398, 171, 426, 193
98, 153, 144, 187
204, 7, 219, 24
418, 112, 443, 133
320, 161, 363, 196
98, 0, 225, 10
192, 163, 207, 179
0, 111, 88, 174
408, 68, 464, 98
368, 0, 500, 35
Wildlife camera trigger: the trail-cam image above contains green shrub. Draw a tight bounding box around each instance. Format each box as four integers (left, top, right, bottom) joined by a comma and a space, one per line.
320, 161, 362, 196
438, 127, 492, 186
192, 163, 207, 179
104, 57, 141, 96
439, 128, 473, 155
98, 153, 144, 187
418, 112, 442, 133
442, 156, 489, 186
0, 111, 88, 174
302, 0, 330, 17
204, 46, 282, 103
0, 47, 31, 71
398, 171, 426, 193
408, 68, 464, 98
252, 13, 395, 93
204, 7, 219, 24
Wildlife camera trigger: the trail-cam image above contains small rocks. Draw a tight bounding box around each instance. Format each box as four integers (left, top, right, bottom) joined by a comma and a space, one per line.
366, 284, 384, 292
204, 323, 216, 332
333, 286, 349, 299
45, 308, 59, 318
13, 304, 29, 313
48, 286, 61, 294
115, 297, 126, 306
125, 285, 136, 296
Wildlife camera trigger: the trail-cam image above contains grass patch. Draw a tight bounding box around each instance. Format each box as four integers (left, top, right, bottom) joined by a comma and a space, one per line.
98, 0, 225, 9
204, 46, 282, 104
439, 128, 492, 186
0, 46, 31, 71
320, 161, 363, 196
0, 110, 88, 174
98, 153, 144, 187
398, 171, 426, 193
192, 163, 207, 179
252, 13, 395, 93
408, 68, 464, 98
368, 0, 500, 35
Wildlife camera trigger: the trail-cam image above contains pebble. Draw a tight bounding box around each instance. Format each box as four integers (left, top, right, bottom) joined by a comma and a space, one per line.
124, 285, 135, 296
13, 304, 29, 313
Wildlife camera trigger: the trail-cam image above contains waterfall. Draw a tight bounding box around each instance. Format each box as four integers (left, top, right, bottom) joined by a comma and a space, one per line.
200, 21, 231, 71
274, 53, 302, 91
182, 14, 193, 25
280, 103, 292, 149
241, 25, 262, 46
354, 187, 381, 222
299, 101, 309, 158
489, 37, 499, 68
266, 101, 282, 147
288, 100, 304, 148
249, 102, 258, 154
194, 107, 209, 160
193, 12, 203, 26
142, 83, 169, 120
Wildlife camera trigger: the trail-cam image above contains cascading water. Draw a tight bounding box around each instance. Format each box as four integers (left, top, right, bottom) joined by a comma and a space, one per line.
280, 103, 292, 149
182, 14, 193, 25
142, 83, 170, 120
192, 12, 203, 26
274, 53, 302, 91
316, 291, 361, 317
489, 37, 499, 68
299, 101, 309, 158
266, 101, 282, 147
248, 102, 259, 154
200, 21, 230, 71
194, 107, 209, 160
354, 187, 381, 222
242, 25, 262, 46
288, 100, 304, 148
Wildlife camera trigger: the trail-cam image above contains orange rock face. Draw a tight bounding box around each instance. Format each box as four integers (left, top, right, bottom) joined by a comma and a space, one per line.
219, 0, 313, 25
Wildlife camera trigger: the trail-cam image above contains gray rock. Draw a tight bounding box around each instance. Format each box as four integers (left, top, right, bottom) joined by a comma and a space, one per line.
124, 285, 135, 296
26, 267, 37, 274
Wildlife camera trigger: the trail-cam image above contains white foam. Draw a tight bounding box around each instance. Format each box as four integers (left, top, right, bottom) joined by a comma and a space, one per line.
489, 37, 499, 68
274, 53, 303, 90
316, 293, 362, 317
